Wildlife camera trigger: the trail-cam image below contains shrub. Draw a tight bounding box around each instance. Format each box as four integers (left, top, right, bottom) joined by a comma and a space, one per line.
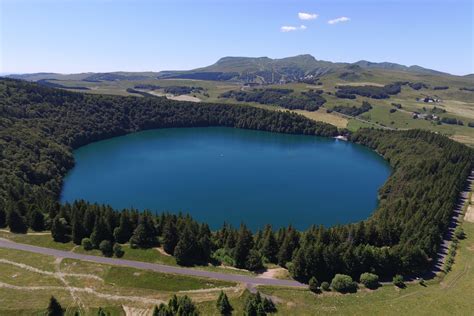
454, 226, 465, 240
330, 274, 357, 293
359, 272, 379, 289
81, 238, 93, 251
113, 243, 125, 258
321, 281, 330, 291
99, 240, 113, 257
393, 274, 405, 288
308, 277, 319, 293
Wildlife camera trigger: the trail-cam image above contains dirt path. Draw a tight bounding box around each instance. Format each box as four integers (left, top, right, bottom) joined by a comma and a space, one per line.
0, 258, 103, 281
0, 282, 165, 305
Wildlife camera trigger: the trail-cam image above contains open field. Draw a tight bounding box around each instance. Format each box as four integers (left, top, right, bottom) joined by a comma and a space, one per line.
32, 67, 474, 146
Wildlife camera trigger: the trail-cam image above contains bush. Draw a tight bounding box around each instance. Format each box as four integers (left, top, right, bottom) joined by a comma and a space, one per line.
330, 274, 357, 293
393, 274, 405, 288
359, 273, 379, 289
81, 238, 93, 251
321, 281, 330, 291
113, 243, 125, 258
99, 240, 113, 257
454, 226, 465, 240
308, 277, 319, 293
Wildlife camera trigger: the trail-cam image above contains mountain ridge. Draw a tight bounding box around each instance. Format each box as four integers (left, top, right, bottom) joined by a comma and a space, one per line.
5, 54, 455, 84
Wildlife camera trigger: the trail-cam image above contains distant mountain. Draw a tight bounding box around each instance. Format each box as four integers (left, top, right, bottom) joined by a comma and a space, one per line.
158, 55, 449, 83
5, 54, 452, 84
157, 55, 342, 83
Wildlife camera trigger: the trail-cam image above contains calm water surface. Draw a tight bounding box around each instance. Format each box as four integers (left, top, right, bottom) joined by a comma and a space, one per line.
61, 127, 391, 230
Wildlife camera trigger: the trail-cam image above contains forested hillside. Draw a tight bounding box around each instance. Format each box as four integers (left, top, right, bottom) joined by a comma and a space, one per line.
0, 78, 472, 283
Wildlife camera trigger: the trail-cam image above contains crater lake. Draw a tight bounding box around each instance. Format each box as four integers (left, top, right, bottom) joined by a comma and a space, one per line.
60, 127, 391, 230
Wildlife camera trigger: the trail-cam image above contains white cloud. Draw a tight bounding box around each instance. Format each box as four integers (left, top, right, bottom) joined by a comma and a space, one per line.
280, 25, 307, 32
298, 12, 318, 20
328, 16, 350, 25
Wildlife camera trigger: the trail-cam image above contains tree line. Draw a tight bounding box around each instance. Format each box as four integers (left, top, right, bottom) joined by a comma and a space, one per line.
220, 88, 327, 111
335, 83, 402, 99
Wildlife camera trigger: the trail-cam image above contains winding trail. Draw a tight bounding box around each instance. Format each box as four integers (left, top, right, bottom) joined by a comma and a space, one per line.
0, 238, 304, 288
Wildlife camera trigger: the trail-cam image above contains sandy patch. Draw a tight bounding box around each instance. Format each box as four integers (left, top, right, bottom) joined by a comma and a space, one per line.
155, 247, 171, 257
122, 306, 150, 316
293, 108, 349, 128
465, 204, 474, 223
257, 267, 289, 280
167, 95, 201, 102
138, 90, 201, 103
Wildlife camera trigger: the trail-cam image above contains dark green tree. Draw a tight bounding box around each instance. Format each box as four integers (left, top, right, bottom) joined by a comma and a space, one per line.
260, 225, 278, 263
90, 216, 110, 248
246, 249, 264, 271
153, 303, 172, 316
234, 224, 253, 269
163, 219, 179, 254
277, 226, 299, 266
51, 217, 69, 242
71, 213, 86, 245
0, 206, 6, 228
28, 209, 45, 231
47, 296, 63, 316
113, 211, 133, 244
174, 225, 198, 266
7, 209, 28, 233
216, 291, 233, 315
130, 214, 157, 248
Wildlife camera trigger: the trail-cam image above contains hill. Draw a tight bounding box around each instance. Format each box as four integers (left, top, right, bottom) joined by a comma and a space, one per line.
5, 54, 454, 84
157, 54, 449, 83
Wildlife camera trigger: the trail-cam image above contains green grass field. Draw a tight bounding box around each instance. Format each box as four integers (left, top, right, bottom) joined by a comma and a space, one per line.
41, 67, 474, 147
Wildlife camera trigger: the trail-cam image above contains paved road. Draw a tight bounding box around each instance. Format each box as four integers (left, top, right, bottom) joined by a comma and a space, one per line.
0, 238, 305, 288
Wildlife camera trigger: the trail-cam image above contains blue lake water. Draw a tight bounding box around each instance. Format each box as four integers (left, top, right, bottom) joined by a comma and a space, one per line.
61, 127, 391, 230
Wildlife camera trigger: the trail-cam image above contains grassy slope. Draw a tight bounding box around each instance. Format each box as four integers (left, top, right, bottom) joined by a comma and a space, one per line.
40, 67, 474, 146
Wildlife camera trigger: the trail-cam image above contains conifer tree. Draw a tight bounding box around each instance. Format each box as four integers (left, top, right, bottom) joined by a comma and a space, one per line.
51, 216, 69, 242
90, 216, 109, 248
71, 212, 86, 245
260, 225, 278, 263
162, 219, 178, 254
234, 224, 253, 269
7, 209, 28, 233
216, 291, 233, 315
174, 225, 198, 266
113, 211, 133, 244
28, 209, 45, 231
0, 206, 6, 228
47, 296, 63, 316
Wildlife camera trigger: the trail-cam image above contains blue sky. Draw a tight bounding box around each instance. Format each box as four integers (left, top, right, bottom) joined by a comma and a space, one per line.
1, 0, 472, 75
